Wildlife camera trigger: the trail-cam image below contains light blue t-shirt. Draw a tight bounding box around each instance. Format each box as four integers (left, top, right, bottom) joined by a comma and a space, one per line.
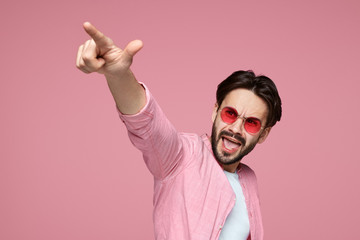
219, 170, 250, 240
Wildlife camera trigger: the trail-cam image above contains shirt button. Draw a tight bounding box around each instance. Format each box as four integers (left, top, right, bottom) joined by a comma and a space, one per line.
219, 225, 223, 229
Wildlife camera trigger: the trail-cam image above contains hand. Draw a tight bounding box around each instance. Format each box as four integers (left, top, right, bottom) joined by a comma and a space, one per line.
76, 22, 143, 76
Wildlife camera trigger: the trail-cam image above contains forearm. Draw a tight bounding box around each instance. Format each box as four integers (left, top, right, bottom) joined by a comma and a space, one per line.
105, 70, 146, 115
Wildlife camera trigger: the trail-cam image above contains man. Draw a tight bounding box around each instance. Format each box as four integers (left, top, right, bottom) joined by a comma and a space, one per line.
76, 22, 282, 240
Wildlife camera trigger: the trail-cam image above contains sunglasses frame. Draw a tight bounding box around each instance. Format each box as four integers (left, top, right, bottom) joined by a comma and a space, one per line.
220, 106, 264, 134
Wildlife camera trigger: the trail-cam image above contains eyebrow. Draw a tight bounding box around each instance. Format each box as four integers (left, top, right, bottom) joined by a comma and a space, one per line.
223, 105, 264, 120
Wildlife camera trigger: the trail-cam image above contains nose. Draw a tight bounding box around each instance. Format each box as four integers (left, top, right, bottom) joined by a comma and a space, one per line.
228, 117, 245, 135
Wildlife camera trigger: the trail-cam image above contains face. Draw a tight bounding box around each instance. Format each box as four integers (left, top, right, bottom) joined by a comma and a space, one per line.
211, 89, 271, 171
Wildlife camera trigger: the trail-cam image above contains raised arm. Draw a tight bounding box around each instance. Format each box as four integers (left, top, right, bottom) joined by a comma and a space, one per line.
76, 22, 146, 114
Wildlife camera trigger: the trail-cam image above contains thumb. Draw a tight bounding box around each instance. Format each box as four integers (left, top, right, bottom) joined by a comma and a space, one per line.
124, 40, 143, 59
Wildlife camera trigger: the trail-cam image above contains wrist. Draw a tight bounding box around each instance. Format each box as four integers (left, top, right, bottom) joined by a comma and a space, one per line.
104, 69, 134, 81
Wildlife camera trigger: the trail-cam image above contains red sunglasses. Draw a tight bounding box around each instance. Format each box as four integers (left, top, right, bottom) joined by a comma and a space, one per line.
220, 106, 263, 134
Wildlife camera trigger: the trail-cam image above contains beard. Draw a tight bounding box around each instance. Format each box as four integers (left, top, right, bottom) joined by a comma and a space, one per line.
211, 124, 258, 166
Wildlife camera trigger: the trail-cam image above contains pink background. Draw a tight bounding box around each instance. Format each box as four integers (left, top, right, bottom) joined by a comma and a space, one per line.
1, 0, 359, 239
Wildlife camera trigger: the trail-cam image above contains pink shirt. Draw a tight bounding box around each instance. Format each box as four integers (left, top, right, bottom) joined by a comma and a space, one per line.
118, 85, 263, 240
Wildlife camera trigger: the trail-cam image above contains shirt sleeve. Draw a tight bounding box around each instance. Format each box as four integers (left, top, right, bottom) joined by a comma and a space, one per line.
117, 83, 184, 180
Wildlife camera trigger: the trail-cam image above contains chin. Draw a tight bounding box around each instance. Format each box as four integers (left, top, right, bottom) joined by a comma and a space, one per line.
215, 147, 244, 165
218, 156, 243, 166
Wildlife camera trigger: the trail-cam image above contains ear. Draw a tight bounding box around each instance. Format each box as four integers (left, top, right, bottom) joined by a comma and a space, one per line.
258, 127, 272, 144
211, 103, 219, 123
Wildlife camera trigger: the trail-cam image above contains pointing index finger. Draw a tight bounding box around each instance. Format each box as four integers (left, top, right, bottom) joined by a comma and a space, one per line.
83, 22, 113, 48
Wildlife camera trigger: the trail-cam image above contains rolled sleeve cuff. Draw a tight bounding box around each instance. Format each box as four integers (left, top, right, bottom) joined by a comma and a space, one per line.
117, 83, 154, 129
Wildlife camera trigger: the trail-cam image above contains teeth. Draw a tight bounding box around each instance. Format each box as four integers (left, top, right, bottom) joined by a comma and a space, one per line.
223, 138, 240, 149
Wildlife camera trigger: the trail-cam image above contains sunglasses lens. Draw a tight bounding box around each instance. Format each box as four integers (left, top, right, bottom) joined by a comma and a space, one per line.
244, 118, 261, 133
221, 107, 262, 134
221, 107, 238, 124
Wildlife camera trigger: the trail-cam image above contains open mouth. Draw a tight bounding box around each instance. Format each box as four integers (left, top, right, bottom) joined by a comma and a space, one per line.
222, 136, 242, 153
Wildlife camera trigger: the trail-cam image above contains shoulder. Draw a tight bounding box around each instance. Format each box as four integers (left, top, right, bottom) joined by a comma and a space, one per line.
238, 163, 258, 182
176, 133, 210, 167
178, 133, 204, 152
239, 163, 255, 173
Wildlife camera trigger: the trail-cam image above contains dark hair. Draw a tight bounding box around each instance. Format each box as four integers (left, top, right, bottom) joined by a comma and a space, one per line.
216, 70, 282, 128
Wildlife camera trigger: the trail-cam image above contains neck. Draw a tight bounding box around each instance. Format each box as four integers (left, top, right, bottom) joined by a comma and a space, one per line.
222, 162, 240, 173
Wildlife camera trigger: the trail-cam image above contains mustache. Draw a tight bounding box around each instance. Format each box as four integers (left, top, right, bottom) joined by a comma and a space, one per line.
219, 131, 246, 146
